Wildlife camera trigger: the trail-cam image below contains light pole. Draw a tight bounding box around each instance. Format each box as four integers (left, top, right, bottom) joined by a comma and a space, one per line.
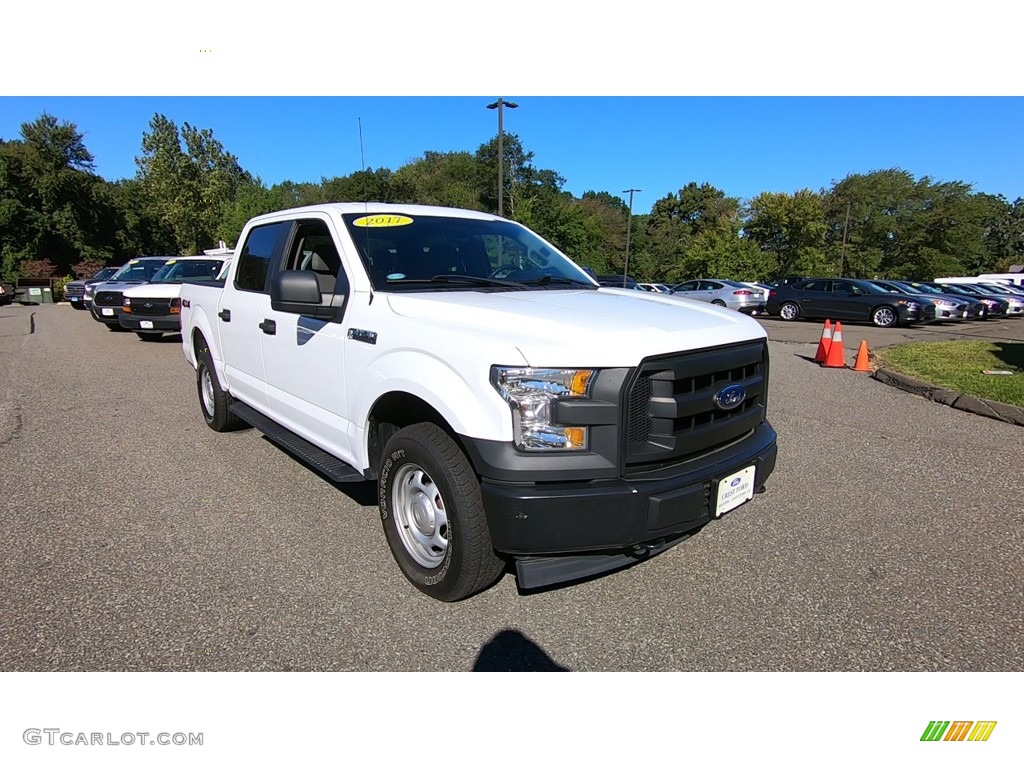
487, 98, 519, 217
622, 188, 641, 287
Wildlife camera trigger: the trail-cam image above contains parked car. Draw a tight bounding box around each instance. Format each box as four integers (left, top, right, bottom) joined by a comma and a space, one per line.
0, 282, 14, 306
892, 281, 990, 320
866, 280, 970, 322
766, 278, 935, 327
959, 282, 1024, 316
670, 279, 767, 315
64, 266, 120, 310
89, 257, 173, 329
921, 282, 1009, 319
595, 274, 642, 289
120, 253, 232, 340
638, 282, 672, 293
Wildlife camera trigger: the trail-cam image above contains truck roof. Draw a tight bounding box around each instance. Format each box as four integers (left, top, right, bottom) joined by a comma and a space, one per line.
247, 202, 505, 224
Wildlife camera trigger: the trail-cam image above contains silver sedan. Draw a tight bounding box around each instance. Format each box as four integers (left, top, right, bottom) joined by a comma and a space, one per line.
670, 279, 767, 314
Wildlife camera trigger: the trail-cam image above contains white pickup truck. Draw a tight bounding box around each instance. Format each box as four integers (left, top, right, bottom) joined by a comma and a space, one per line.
180, 203, 778, 601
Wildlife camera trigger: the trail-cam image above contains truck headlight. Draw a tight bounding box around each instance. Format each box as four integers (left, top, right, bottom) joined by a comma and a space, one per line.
490, 367, 593, 451
122, 297, 132, 313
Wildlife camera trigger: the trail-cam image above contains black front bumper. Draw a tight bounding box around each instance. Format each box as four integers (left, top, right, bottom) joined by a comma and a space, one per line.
91, 306, 123, 324
475, 422, 777, 588
119, 313, 180, 332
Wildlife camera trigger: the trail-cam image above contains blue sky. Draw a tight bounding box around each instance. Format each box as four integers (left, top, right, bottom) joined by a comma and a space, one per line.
3, 97, 1021, 216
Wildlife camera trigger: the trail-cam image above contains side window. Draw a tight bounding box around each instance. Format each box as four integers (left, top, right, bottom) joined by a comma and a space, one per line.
285, 219, 348, 307
800, 280, 827, 291
235, 222, 292, 293
676, 281, 698, 291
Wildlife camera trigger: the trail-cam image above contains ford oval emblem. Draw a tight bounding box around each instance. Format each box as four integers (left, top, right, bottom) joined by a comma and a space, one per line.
714, 384, 747, 411
730, 477, 742, 487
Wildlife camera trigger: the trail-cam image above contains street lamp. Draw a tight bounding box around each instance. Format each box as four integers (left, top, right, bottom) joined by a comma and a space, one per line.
622, 188, 641, 287
487, 98, 519, 217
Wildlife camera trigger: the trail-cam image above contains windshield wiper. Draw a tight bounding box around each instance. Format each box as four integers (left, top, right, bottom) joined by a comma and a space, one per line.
386, 275, 529, 289
520, 275, 597, 288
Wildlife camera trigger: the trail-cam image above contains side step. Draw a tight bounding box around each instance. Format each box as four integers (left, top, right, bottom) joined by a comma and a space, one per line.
229, 402, 367, 483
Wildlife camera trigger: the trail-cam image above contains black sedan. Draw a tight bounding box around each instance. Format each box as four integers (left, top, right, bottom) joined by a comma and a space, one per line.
766, 278, 935, 327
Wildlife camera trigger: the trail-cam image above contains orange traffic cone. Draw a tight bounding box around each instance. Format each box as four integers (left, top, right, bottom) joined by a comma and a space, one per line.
823, 321, 846, 368
813, 319, 833, 363
852, 340, 872, 372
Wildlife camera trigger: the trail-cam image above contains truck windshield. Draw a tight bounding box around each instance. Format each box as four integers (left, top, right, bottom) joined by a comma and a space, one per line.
109, 259, 170, 282
150, 259, 225, 283
341, 213, 597, 292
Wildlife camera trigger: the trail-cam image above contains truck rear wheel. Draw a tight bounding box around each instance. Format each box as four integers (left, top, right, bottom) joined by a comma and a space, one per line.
197, 351, 245, 432
379, 423, 504, 602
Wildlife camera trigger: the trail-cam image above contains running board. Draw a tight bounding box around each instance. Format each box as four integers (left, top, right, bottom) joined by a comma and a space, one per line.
229, 402, 367, 483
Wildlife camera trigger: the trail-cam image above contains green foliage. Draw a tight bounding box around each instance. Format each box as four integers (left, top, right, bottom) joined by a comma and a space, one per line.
53, 274, 74, 301
135, 113, 253, 254
744, 189, 827, 277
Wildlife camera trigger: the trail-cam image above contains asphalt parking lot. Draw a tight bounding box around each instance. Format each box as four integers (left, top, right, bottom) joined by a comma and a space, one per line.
1, 304, 1022, 671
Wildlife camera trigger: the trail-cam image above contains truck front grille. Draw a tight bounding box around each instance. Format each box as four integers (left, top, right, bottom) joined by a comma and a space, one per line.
94, 291, 123, 307
130, 299, 171, 316
623, 340, 768, 473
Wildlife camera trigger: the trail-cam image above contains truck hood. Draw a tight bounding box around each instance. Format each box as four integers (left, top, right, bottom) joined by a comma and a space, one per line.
122, 283, 182, 299
386, 288, 767, 367
92, 281, 149, 293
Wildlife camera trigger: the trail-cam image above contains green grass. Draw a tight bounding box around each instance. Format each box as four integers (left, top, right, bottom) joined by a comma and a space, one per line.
874, 340, 1024, 407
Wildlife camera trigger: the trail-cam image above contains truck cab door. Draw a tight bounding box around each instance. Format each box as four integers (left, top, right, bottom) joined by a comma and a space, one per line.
259, 218, 354, 464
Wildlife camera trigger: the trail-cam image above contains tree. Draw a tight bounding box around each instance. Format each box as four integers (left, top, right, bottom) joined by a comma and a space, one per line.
392, 151, 485, 209
136, 113, 254, 254
0, 116, 120, 278
744, 189, 827, 278
644, 182, 745, 281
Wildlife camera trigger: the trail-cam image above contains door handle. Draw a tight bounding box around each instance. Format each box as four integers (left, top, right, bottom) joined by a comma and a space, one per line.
259, 319, 276, 335
218, 309, 231, 321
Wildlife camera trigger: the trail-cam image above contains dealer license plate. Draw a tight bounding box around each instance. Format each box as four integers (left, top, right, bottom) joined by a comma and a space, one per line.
715, 465, 756, 517
101, 308, 114, 316
140, 320, 153, 329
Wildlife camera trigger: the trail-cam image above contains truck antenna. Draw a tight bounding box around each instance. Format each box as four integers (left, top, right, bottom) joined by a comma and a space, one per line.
358, 117, 374, 303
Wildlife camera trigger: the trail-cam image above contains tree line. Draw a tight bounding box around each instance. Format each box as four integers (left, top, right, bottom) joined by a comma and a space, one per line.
2, 112, 1022, 283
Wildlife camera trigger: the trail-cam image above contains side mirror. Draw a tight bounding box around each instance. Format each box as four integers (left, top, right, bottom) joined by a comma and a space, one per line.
270, 270, 341, 320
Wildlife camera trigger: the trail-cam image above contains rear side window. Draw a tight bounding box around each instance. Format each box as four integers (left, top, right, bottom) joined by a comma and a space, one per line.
235, 222, 292, 292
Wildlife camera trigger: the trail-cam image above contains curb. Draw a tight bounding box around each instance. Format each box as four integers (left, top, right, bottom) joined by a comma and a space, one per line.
872, 367, 1024, 427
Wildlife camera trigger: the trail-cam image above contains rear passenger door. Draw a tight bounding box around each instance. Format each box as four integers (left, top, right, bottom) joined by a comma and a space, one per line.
793, 280, 831, 317
220, 221, 292, 411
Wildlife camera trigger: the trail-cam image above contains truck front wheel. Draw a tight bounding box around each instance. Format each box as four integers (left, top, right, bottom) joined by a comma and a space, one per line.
379, 423, 505, 602
196, 351, 245, 432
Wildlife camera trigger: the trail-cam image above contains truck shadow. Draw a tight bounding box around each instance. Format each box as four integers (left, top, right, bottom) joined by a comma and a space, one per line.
471, 629, 570, 671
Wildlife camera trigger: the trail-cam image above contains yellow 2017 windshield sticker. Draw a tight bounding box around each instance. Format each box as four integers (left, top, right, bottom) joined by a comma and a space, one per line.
352, 215, 414, 228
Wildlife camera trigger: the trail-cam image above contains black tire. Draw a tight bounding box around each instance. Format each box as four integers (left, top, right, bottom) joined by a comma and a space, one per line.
71, 303, 86, 310
106, 323, 123, 331
871, 305, 898, 328
137, 333, 161, 341
778, 301, 801, 321
378, 423, 504, 602
711, 299, 727, 307
196, 350, 245, 432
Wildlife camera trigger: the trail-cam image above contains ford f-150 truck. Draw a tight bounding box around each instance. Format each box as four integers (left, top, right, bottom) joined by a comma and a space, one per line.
180, 204, 777, 602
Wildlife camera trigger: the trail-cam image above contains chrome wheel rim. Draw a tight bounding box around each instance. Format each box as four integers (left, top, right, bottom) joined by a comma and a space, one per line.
780, 303, 798, 320
874, 307, 896, 326
392, 464, 449, 568
201, 366, 215, 416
